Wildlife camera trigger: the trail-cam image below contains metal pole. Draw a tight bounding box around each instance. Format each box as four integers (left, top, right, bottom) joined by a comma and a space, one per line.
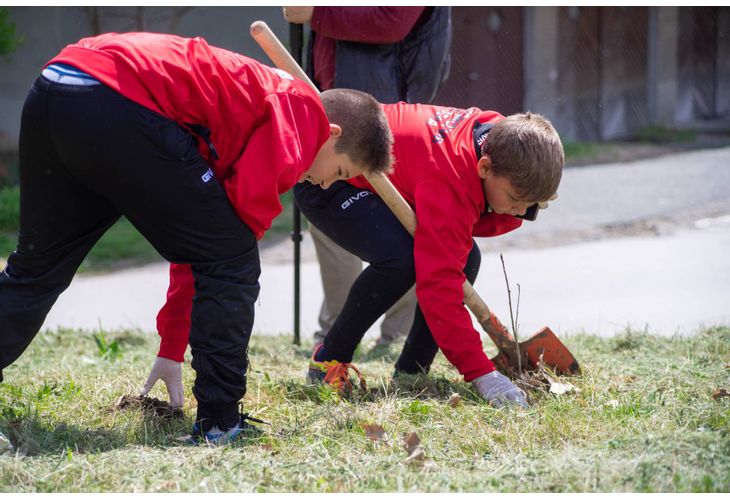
289, 22, 304, 346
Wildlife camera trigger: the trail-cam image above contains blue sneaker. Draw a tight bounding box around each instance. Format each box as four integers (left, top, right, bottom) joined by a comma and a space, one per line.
187, 411, 267, 446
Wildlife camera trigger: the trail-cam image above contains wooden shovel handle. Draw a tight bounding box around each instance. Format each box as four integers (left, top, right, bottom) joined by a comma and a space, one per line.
251, 20, 518, 358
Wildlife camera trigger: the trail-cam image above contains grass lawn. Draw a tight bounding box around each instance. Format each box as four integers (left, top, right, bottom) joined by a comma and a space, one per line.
0, 325, 727, 492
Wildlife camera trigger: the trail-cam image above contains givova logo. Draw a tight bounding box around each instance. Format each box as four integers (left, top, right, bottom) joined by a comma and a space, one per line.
341, 190, 372, 210
201, 168, 215, 183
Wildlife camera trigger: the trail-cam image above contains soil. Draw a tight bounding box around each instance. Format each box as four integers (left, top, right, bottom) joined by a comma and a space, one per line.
114, 394, 185, 420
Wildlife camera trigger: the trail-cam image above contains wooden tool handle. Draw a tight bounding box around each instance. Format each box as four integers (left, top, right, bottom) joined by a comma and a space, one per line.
250, 21, 317, 92
365, 175, 516, 350
250, 20, 518, 358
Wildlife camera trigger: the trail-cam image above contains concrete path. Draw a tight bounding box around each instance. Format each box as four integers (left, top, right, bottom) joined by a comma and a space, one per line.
40, 146, 730, 340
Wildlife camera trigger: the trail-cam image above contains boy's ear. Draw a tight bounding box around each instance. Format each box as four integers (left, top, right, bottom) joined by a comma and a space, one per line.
477, 155, 492, 179
329, 124, 342, 137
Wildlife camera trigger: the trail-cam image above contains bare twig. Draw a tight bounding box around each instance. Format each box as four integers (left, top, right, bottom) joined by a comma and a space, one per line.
500, 253, 522, 375
513, 283, 522, 340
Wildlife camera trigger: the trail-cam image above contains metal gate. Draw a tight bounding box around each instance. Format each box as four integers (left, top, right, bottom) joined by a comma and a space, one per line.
557, 6, 649, 141
433, 6, 523, 115
677, 7, 722, 121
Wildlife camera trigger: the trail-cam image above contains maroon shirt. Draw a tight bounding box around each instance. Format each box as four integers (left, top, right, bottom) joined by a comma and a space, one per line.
310, 7, 426, 90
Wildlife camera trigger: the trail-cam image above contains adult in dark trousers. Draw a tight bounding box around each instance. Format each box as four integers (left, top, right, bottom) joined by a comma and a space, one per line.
0, 32, 392, 445
283, 6, 452, 346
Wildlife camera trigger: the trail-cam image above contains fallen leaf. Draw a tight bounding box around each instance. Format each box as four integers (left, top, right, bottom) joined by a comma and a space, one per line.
712, 388, 729, 400
362, 423, 388, 442
546, 376, 579, 395
402, 432, 421, 454
402, 431, 431, 467
405, 446, 426, 464
447, 393, 462, 408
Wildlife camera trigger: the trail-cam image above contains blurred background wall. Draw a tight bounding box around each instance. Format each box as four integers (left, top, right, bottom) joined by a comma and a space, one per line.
1, 5, 728, 155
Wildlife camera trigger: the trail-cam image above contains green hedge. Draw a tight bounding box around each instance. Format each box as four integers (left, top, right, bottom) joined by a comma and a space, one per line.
0, 185, 19, 231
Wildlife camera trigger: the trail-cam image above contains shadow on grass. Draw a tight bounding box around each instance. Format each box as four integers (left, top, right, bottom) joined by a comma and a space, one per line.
3, 415, 133, 456
1, 405, 268, 456
0, 408, 268, 457
357, 342, 399, 363
278, 373, 484, 405
382, 373, 483, 403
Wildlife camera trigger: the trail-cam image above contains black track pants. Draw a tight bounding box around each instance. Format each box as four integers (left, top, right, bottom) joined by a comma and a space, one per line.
0, 77, 259, 427
293, 180, 480, 373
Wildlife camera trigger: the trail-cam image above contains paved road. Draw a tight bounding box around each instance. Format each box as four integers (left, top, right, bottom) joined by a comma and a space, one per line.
40, 146, 730, 341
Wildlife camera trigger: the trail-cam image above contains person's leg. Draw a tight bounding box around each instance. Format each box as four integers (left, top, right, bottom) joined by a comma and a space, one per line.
311, 219, 416, 348
45, 82, 259, 431
309, 224, 361, 343
293, 181, 415, 363
395, 240, 481, 374
0, 78, 121, 379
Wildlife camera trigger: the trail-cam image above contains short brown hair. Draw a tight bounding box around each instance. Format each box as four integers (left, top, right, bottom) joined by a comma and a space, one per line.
321, 88, 393, 174
481, 112, 564, 202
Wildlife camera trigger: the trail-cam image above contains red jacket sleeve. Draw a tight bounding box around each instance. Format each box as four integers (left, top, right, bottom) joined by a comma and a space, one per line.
224, 92, 329, 240
412, 179, 496, 382
311, 7, 426, 44
156, 263, 194, 362
473, 212, 523, 237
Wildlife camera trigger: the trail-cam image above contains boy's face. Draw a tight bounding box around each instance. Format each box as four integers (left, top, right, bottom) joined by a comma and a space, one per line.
477, 156, 535, 217
301, 124, 366, 189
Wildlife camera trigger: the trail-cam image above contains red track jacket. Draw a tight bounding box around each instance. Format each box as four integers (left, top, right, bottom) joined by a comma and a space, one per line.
50, 32, 330, 240
156, 102, 522, 382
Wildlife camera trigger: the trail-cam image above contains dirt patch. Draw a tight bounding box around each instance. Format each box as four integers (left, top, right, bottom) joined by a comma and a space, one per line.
114, 395, 185, 420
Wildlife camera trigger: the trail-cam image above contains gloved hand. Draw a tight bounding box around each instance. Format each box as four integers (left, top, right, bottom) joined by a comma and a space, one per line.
140, 356, 184, 408
472, 370, 529, 408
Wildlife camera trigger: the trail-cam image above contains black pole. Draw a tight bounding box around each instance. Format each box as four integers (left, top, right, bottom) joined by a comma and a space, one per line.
289, 22, 304, 346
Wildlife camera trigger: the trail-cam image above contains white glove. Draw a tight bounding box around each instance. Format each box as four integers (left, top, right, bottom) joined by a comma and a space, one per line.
472, 370, 529, 408
140, 356, 184, 408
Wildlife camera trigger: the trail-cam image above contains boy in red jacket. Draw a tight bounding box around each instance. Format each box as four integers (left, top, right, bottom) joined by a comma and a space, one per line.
0, 32, 392, 444
300, 105, 563, 408
147, 103, 563, 409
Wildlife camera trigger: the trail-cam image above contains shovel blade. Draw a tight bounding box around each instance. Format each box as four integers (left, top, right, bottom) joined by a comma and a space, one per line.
521, 326, 581, 375
490, 326, 581, 376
